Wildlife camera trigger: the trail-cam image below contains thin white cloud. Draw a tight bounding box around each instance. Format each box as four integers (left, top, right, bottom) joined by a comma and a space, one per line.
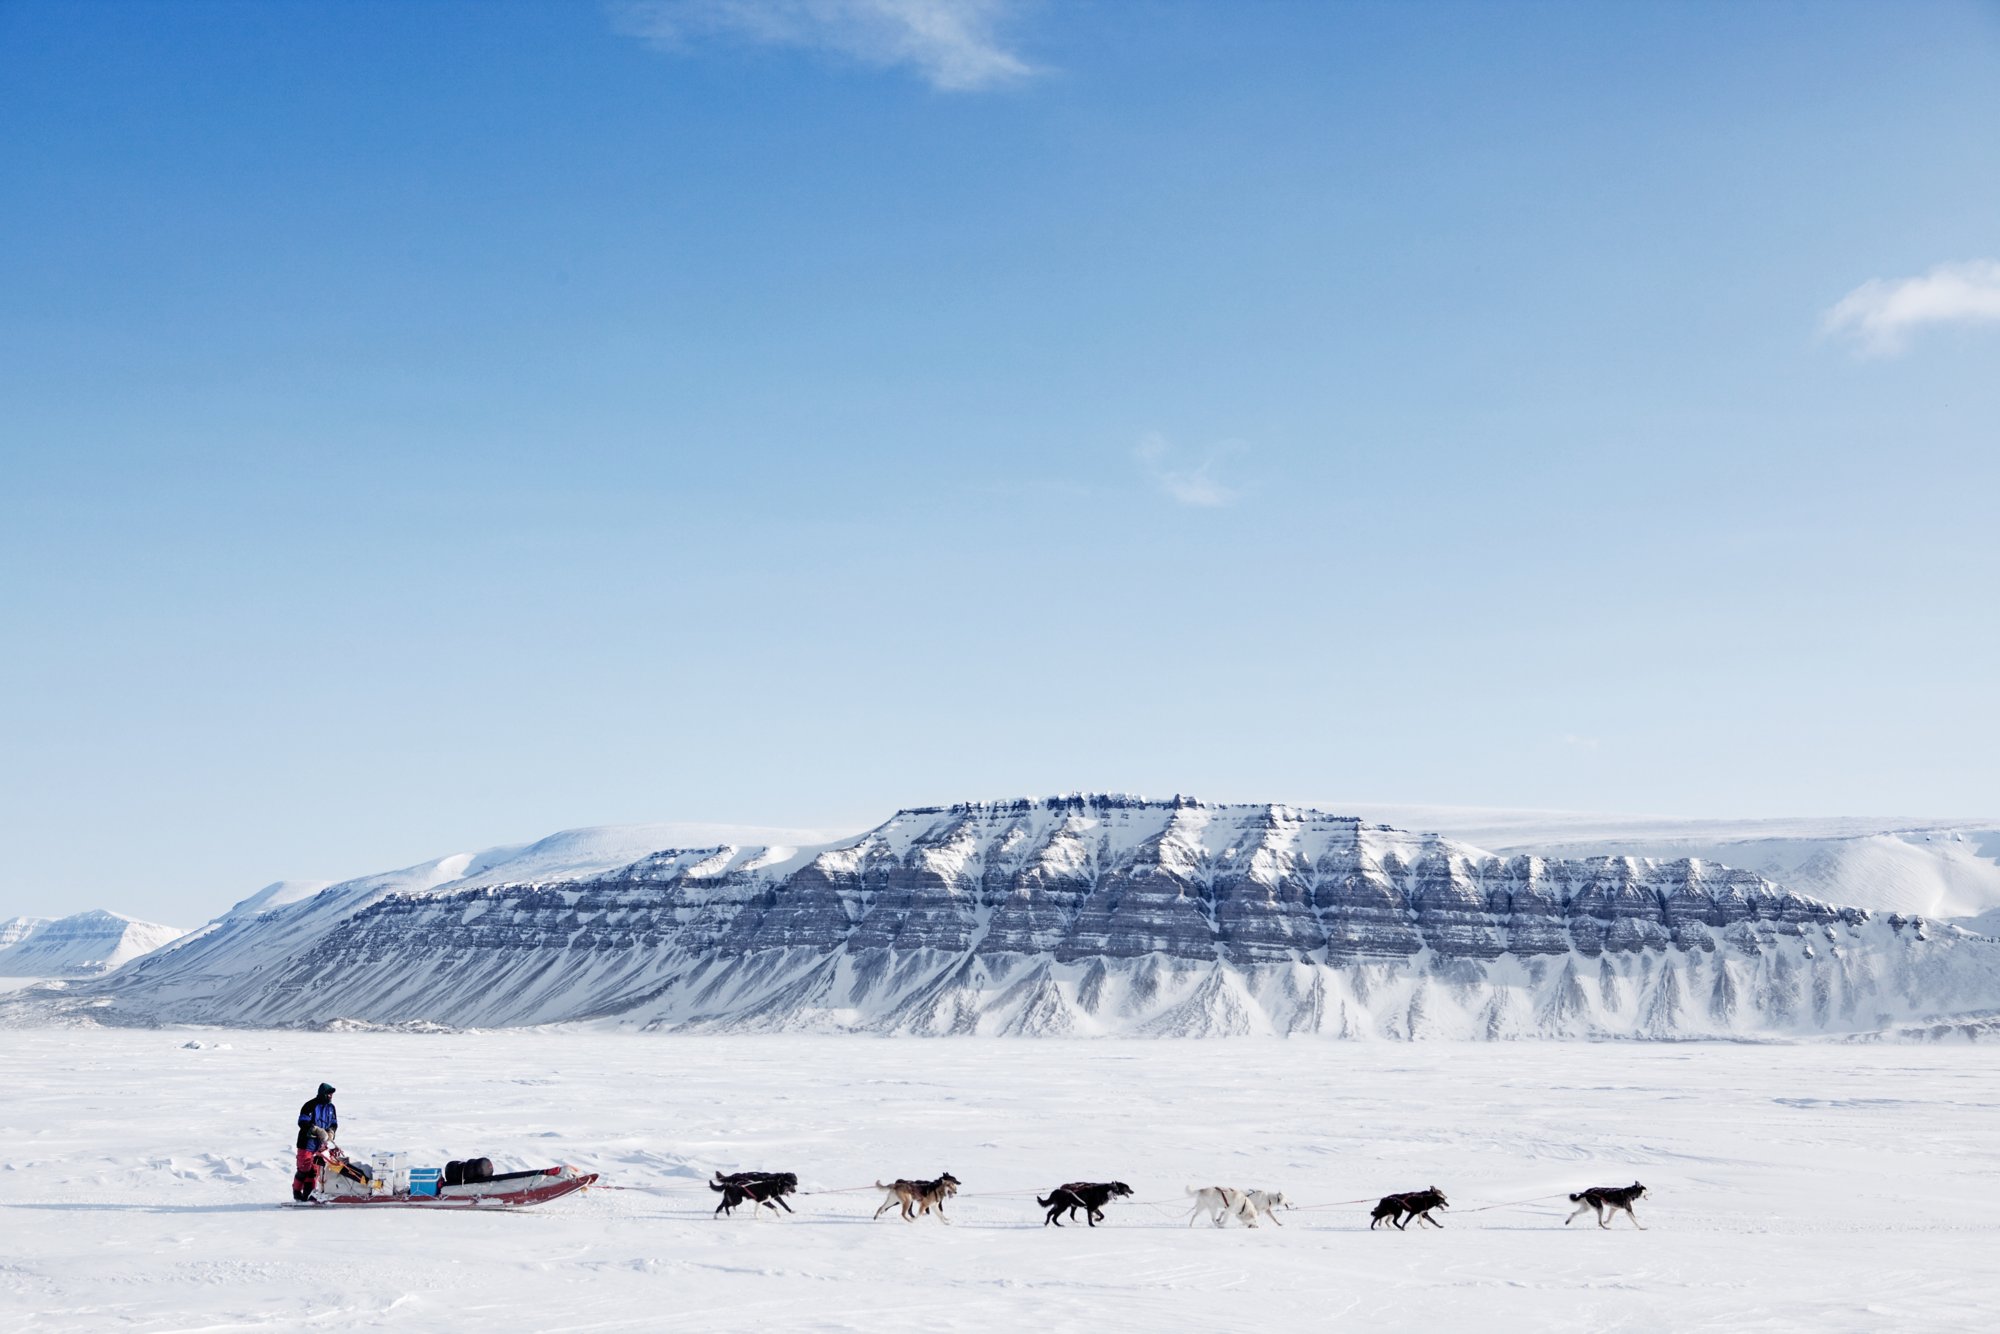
1134, 433, 1242, 508
612, 0, 1036, 91
1823, 259, 2000, 356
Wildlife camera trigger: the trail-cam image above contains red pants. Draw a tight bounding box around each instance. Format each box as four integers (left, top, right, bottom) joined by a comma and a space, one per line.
292, 1148, 323, 1201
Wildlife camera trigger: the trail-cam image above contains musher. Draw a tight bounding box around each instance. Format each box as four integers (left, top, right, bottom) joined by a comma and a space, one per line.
292, 1082, 338, 1201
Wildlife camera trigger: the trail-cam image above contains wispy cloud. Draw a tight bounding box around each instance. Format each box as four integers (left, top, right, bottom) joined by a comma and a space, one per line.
612, 0, 1037, 91
1823, 259, 2000, 356
1560, 733, 1601, 751
1134, 433, 1243, 508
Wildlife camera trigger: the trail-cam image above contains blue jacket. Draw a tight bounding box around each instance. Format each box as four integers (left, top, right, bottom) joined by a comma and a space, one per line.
297, 1096, 338, 1149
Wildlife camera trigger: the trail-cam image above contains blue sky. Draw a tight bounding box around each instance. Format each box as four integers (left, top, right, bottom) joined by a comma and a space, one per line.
4, 1, 1998, 923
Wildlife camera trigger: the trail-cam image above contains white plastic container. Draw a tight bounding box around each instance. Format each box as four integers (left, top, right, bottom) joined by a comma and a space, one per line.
378, 1151, 410, 1195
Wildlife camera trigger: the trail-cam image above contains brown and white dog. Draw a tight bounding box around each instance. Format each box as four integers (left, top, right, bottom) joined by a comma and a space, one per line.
872, 1173, 961, 1223
1566, 1182, 1647, 1229
1185, 1186, 1293, 1228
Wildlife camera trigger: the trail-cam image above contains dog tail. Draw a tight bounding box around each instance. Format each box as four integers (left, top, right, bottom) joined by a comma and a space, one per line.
1036, 1194, 1054, 1207
1185, 1185, 1202, 1197
1568, 1192, 1584, 1201
709, 1181, 728, 1194
874, 1180, 889, 1190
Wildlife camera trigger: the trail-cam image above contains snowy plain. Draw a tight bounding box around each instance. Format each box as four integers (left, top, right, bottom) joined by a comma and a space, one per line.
2, 1031, 1996, 1332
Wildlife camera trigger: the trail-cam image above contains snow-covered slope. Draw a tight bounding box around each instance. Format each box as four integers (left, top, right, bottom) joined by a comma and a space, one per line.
0, 916, 50, 949
14, 796, 2000, 1038
1336, 805, 2000, 920
0, 910, 185, 978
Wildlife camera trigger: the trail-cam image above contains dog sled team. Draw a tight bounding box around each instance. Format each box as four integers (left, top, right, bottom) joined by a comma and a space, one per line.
703, 1168, 1650, 1231
288, 1077, 1649, 1228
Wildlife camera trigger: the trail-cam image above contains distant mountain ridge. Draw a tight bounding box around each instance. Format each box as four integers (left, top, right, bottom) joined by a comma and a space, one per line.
11, 796, 2000, 1038
1336, 805, 2000, 920
0, 910, 186, 978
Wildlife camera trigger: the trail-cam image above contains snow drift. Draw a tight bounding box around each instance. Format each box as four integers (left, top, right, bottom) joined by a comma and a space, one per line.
14, 796, 2000, 1037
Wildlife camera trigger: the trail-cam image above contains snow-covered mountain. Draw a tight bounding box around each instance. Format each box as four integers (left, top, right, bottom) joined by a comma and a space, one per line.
0, 910, 186, 978
14, 796, 2000, 1038
1336, 806, 2000, 920
0, 916, 50, 949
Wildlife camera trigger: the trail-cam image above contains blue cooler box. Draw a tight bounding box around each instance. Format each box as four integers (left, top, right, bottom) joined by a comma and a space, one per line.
409, 1167, 442, 1197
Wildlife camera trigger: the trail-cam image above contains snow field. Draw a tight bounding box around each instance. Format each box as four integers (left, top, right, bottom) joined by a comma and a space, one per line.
1, 1031, 1996, 1331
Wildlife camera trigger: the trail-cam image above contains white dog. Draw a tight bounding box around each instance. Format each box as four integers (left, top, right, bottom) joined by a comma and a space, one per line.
1185, 1186, 1291, 1228
1242, 1189, 1292, 1225
1186, 1185, 1256, 1227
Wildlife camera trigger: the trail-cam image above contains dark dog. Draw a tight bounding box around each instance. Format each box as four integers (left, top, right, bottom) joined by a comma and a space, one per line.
872, 1173, 961, 1223
710, 1170, 799, 1219
1567, 1182, 1647, 1229
1369, 1187, 1448, 1230
1039, 1181, 1133, 1227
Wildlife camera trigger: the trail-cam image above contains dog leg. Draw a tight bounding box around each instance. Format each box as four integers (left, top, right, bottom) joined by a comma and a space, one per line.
1565, 1202, 1592, 1226
1625, 1206, 1645, 1231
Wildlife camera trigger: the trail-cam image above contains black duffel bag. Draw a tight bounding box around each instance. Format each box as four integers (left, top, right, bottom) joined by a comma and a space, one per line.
443, 1157, 496, 1185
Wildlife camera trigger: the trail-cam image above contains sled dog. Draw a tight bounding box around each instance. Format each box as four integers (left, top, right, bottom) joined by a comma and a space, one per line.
1566, 1182, 1647, 1229
1370, 1187, 1448, 1230
1040, 1181, 1132, 1227
1186, 1186, 1290, 1227
710, 1170, 798, 1219
871, 1172, 961, 1223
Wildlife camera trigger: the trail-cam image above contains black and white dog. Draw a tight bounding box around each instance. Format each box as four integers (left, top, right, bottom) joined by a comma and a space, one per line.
710, 1170, 799, 1219
1039, 1181, 1132, 1227
1566, 1182, 1647, 1229
1370, 1187, 1448, 1230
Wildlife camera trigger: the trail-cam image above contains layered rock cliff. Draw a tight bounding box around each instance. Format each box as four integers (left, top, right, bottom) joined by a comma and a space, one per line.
17, 797, 1999, 1037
